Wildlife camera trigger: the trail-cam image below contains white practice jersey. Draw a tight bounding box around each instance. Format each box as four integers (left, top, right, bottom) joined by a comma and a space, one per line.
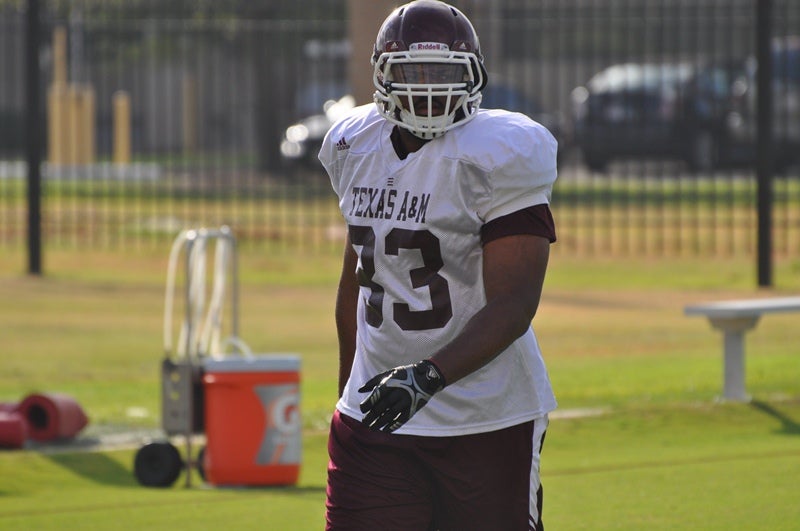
319, 103, 558, 436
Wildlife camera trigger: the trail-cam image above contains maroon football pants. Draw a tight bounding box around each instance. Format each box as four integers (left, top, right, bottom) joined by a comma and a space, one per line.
325, 410, 548, 531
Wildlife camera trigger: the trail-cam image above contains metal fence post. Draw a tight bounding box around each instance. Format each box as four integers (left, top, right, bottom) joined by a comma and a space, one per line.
756, 0, 773, 287
26, 0, 42, 276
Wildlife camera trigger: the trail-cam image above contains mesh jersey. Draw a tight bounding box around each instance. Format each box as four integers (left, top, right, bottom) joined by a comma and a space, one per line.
319, 103, 558, 436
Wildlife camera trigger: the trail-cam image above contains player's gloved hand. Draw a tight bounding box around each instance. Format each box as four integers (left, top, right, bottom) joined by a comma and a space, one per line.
359, 360, 446, 433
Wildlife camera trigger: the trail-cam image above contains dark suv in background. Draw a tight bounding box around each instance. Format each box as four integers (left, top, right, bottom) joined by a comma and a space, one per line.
571, 62, 745, 172
570, 36, 800, 172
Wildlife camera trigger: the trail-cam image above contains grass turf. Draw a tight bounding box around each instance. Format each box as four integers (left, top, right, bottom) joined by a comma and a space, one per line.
0, 247, 799, 529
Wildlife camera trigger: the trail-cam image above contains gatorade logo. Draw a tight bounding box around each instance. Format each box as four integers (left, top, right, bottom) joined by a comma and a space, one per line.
255, 384, 301, 465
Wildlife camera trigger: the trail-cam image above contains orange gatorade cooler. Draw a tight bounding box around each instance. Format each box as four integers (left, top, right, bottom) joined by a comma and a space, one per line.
202, 355, 301, 486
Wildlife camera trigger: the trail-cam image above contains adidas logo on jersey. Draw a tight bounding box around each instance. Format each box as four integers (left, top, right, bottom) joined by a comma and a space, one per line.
336, 137, 350, 151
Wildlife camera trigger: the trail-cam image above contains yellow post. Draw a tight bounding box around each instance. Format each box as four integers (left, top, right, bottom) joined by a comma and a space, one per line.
47, 85, 68, 165
113, 91, 132, 164
52, 26, 67, 88
77, 85, 96, 165
48, 26, 69, 165
66, 85, 81, 165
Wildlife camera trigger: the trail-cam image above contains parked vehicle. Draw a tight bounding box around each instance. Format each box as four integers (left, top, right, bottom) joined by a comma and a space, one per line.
571, 39, 800, 172
279, 94, 356, 168
279, 82, 565, 169
571, 62, 740, 171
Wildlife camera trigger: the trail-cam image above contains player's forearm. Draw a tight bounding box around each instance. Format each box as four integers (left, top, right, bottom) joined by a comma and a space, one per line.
430, 234, 549, 386
429, 295, 535, 385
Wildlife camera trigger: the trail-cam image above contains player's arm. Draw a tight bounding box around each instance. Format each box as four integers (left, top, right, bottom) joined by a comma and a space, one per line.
335, 235, 359, 397
429, 232, 550, 384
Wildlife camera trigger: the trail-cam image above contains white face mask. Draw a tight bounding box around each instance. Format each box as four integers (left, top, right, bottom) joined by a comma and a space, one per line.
373, 47, 484, 139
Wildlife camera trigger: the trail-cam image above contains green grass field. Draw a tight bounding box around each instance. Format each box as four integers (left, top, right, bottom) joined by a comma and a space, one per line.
1, 247, 799, 530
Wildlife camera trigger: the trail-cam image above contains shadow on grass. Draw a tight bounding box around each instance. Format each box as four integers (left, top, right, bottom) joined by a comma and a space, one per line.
750, 400, 800, 435
42, 451, 135, 487
39, 448, 329, 492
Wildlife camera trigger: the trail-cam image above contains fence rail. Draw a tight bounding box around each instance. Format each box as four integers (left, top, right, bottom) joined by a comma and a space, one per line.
1, 1, 799, 270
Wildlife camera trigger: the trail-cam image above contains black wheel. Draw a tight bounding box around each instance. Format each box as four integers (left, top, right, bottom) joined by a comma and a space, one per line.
196, 446, 207, 482
134, 441, 183, 487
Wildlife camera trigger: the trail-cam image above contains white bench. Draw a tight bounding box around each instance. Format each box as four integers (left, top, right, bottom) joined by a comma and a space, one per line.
684, 296, 800, 402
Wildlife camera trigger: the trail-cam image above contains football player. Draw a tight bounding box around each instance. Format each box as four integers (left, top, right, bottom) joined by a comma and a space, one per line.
319, 1, 558, 529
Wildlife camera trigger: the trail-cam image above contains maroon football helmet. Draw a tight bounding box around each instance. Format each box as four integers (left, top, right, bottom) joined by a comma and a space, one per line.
371, 0, 489, 139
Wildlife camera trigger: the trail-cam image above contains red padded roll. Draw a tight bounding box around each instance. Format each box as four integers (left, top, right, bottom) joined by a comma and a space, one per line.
17, 393, 89, 442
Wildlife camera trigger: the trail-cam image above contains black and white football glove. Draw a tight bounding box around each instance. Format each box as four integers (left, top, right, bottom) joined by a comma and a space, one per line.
359, 360, 446, 433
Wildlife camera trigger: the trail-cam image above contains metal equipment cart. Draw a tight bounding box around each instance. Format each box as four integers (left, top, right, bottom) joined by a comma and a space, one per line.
133, 226, 240, 488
